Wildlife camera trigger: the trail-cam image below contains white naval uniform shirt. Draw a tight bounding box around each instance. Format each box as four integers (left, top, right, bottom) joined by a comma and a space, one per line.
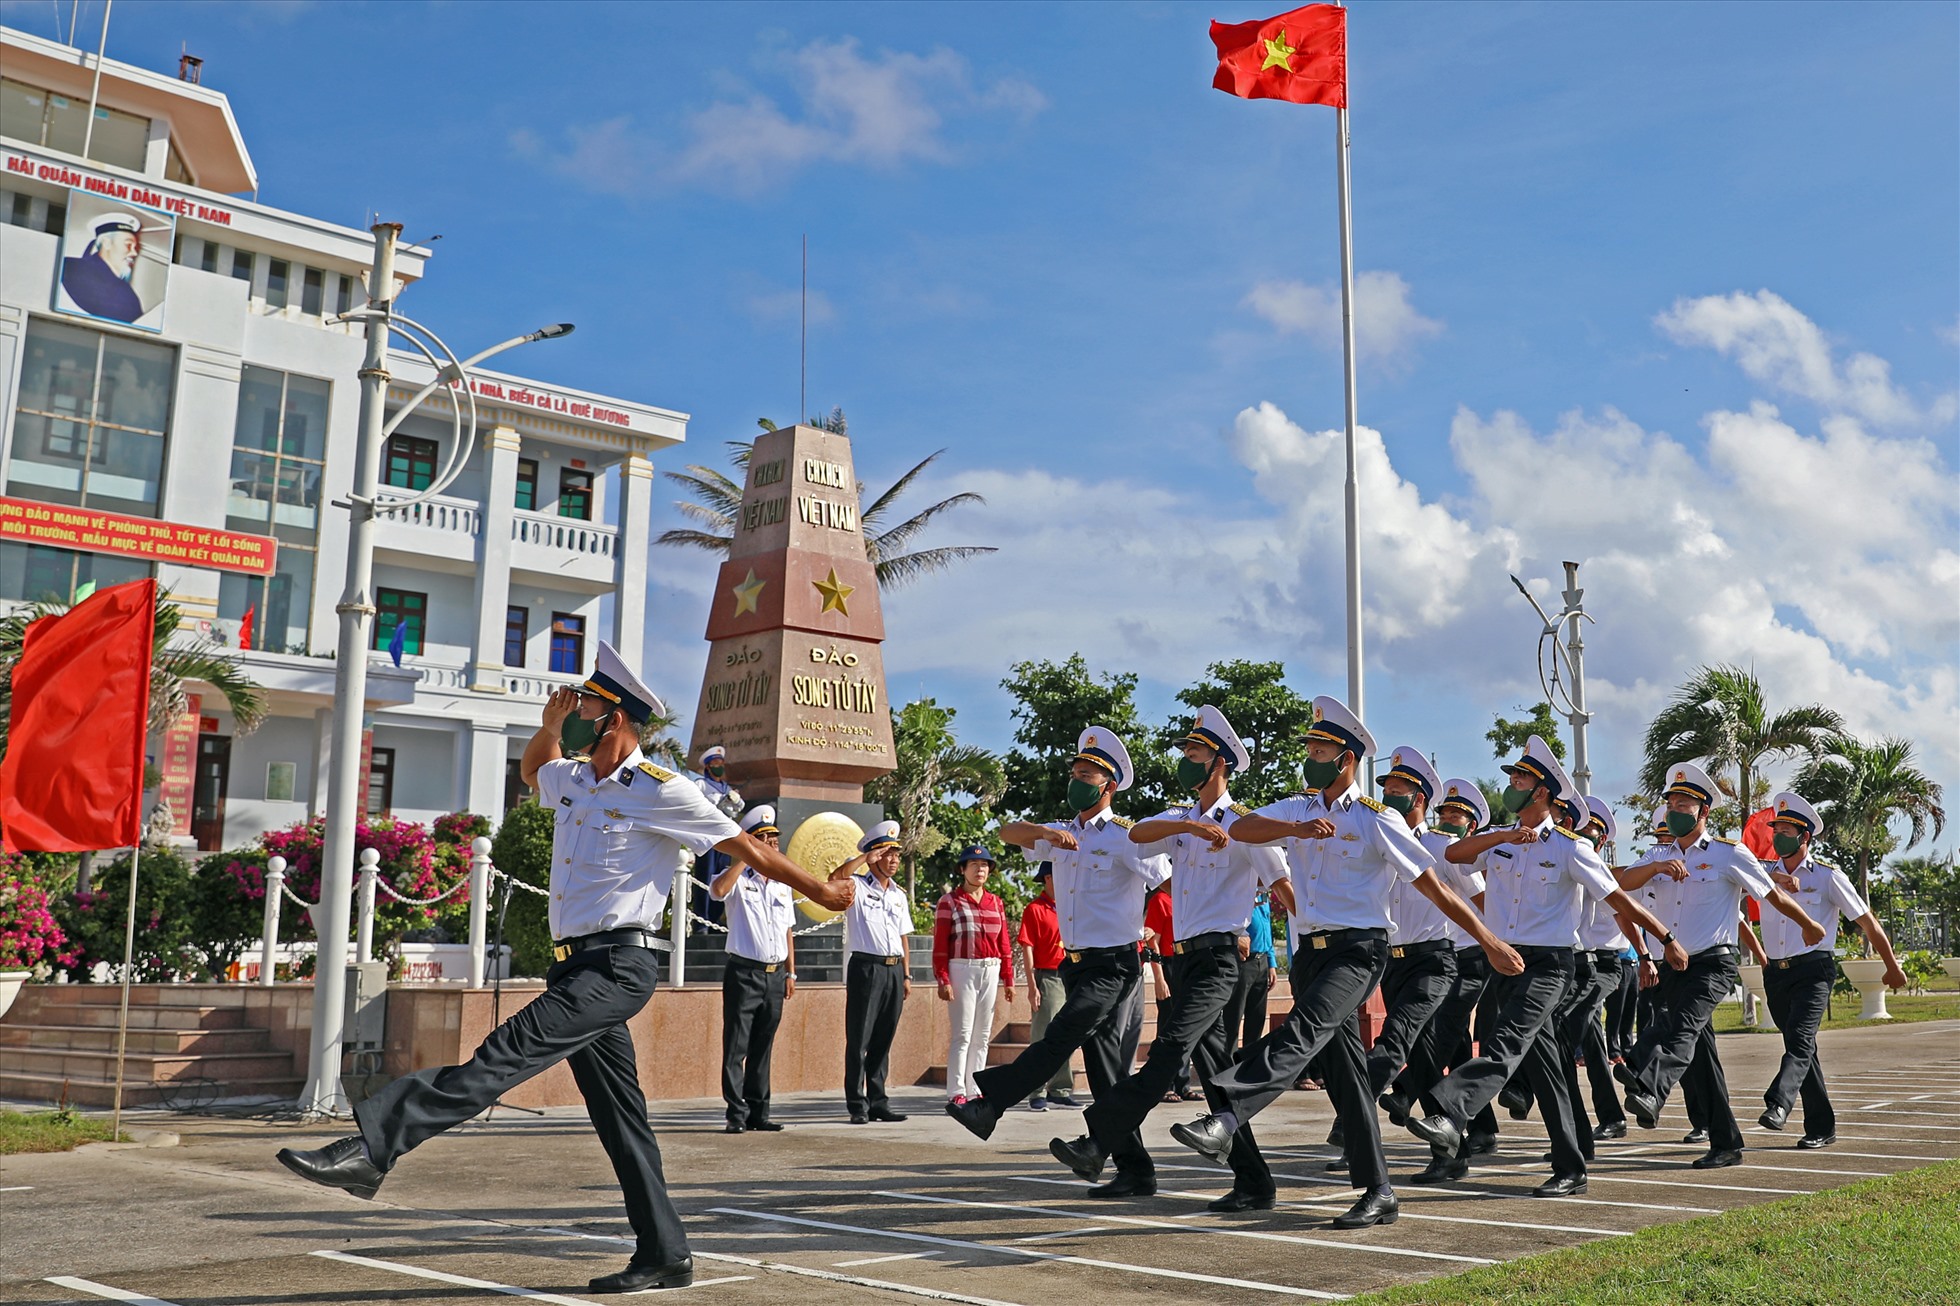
1256, 783, 1434, 934
1388, 828, 1471, 946
842, 872, 912, 958
1475, 818, 1619, 948
1578, 894, 1631, 950
1629, 833, 1773, 954
712, 867, 795, 964
1758, 855, 1866, 960
1031, 809, 1172, 951
1422, 829, 1487, 949
534, 748, 741, 940
1132, 793, 1287, 941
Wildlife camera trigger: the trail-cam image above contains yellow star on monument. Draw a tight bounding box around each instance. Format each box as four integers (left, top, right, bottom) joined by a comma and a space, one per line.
730, 568, 766, 616
1262, 29, 1295, 72
811, 567, 854, 616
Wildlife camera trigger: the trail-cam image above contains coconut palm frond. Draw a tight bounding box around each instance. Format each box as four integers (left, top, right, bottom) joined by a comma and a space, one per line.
662, 466, 744, 514
671, 498, 736, 533
873, 546, 999, 591
654, 528, 737, 553
868, 491, 989, 560
861, 449, 946, 533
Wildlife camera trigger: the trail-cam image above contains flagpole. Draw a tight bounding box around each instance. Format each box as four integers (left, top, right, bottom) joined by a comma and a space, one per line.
110, 842, 140, 1141
1333, 98, 1367, 775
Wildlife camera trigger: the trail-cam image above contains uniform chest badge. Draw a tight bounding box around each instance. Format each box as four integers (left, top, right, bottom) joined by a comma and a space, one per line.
1339, 832, 1361, 842
1696, 863, 1712, 871
558, 796, 573, 807
606, 809, 625, 820
1537, 859, 1557, 868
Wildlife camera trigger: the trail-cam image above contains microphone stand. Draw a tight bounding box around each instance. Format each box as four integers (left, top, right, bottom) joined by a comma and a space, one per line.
481, 876, 543, 1122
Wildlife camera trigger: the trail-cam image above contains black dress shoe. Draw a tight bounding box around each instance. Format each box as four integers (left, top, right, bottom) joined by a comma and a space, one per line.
1330, 1189, 1399, 1228
748, 1119, 784, 1132
1048, 1135, 1106, 1183
589, 1256, 694, 1293
1624, 1092, 1660, 1129
1682, 1128, 1710, 1146
1170, 1115, 1236, 1165
276, 1136, 383, 1200
1207, 1188, 1276, 1212
1087, 1172, 1158, 1199
1325, 1122, 1346, 1148
1407, 1114, 1464, 1158
1691, 1148, 1742, 1169
1612, 1060, 1637, 1089
1377, 1090, 1413, 1127
1464, 1131, 1498, 1157
1796, 1133, 1836, 1150
849, 1111, 870, 1124
722, 1122, 745, 1134
1325, 1156, 1349, 1172
1533, 1172, 1588, 1198
868, 1107, 909, 1123
1410, 1155, 1468, 1184
943, 1097, 995, 1138
1593, 1121, 1628, 1140
1759, 1104, 1790, 1131
1498, 1086, 1531, 1120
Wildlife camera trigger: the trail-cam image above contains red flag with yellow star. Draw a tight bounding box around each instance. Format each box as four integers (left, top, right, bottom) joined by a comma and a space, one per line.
1211, 4, 1346, 107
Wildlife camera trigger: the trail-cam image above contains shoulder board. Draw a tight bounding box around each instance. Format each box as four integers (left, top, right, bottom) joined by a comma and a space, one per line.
637, 761, 677, 782
1109, 815, 1136, 829
1355, 793, 1388, 814
1230, 802, 1253, 817
563, 751, 592, 763
1814, 859, 1839, 872
1712, 835, 1740, 846
1548, 826, 1582, 842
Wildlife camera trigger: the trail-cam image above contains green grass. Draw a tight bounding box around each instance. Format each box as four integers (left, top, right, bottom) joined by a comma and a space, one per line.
1717, 990, 1960, 1034
1351, 1160, 1960, 1305
0, 1108, 127, 1154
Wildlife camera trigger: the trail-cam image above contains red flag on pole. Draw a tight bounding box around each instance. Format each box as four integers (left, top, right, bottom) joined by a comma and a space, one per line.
0, 578, 156, 852
1741, 806, 1777, 861
1211, 4, 1347, 107
238, 602, 255, 651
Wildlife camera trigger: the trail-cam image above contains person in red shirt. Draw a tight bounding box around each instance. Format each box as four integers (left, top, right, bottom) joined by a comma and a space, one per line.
1015, 864, 1076, 1109
1141, 882, 1200, 1101
934, 845, 1016, 1104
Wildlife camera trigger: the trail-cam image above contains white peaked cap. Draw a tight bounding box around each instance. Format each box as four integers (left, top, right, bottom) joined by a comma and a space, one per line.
858, 819, 901, 852
1383, 744, 1441, 800
1435, 778, 1490, 829
1584, 796, 1617, 843
1181, 704, 1250, 773
740, 805, 777, 833
1304, 695, 1375, 760
586, 639, 663, 723
1771, 791, 1823, 837
1075, 725, 1135, 792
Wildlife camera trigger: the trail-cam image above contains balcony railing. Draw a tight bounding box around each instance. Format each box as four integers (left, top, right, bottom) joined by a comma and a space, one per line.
513, 509, 616, 559
376, 494, 481, 538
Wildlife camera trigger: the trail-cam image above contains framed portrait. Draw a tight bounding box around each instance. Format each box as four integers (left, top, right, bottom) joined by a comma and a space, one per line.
51, 188, 175, 332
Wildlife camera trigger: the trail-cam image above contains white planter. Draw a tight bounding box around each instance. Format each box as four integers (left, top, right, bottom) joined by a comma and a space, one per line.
1737, 964, 1776, 1030
395, 942, 509, 984
1942, 958, 1960, 982
1838, 957, 1893, 1021
0, 969, 27, 1020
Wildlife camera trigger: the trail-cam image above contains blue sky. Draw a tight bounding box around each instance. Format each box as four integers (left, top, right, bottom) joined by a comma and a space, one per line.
22, 1, 1958, 843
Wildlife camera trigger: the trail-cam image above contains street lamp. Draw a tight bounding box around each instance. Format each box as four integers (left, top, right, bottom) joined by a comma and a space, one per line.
299, 222, 572, 1117
1509, 561, 1596, 797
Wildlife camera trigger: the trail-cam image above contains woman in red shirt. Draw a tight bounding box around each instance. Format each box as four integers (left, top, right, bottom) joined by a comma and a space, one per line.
934, 845, 1016, 1104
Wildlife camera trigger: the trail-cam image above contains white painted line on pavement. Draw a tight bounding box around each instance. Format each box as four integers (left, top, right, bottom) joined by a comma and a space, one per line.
1859, 1102, 1896, 1110
1, 1185, 34, 1192
708, 1205, 1349, 1300
1603, 1153, 1885, 1179
833, 1251, 945, 1267
1149, 1162, 1723, 1216
42, 1279, 180, 1306
1768, 1148, 1950, 1162
1009, 1226, 1111, 1244
880, 1188, 1496, 1265
311, 1250, 601, 1305
1489, 1166, 1812, 1196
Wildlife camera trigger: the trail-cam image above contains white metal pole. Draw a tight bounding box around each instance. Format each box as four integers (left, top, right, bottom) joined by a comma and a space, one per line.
669, 867, 688, 990
1562, 561, 1592, 797
355, 849, 378, 966
1334, 102, 1367, 770
300, 221, 399, 1117
109, 841, 139, 1140
259, 856, 287, 988
467, 836, 491, 988
80, 0, 110, 159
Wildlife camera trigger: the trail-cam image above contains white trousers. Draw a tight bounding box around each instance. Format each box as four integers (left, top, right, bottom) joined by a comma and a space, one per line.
946, 957, 1001, 1100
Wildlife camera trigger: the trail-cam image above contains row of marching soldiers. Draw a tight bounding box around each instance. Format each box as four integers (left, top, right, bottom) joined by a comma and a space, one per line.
942, 696, 1910, 1228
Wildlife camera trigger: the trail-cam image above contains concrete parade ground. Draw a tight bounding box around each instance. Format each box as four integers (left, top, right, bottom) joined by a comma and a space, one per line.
4, 1020, 1958, 1306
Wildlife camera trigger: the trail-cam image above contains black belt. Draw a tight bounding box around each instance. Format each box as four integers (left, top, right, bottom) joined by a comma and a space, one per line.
1512, 944, 1572, 958
1173, 930, 1239, 955
552, 927, 658, 963
1593, 947, 1627, 964
851, 953, 906, 967
1388, 939, 1453, 960
1692, 944, 1739, 961
1301, 926, 1388, 951
727, 954, 788, 973
1064, 943, 1137, 963
1769, 948, 1832, 969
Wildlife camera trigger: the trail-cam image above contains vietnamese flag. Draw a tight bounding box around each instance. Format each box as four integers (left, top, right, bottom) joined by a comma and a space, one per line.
0, 578, 155, 852
1211, 4, 1347, 108
1741, 805, 1777, 860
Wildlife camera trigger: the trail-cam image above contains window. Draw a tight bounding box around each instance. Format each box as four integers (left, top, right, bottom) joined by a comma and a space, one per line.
514, 458, 539, 512
549, 613, 584, 674
265, 258, 289, 309
558, 468, 593, 520
366, 747, 395, 816
384, 435, 439, 491
375, 588, 426, 656
0, 77, 149, 169
165, 138, 193, 185
7, 319, 175, 519
7, 192, 29, 227
230, 249, 253, 283
0, 541, 151, 604
219, 365, 329, 653
503, 606, 528, 667
504, 758, 530, 813
198, 241, 218, 273
335, 273, 353, 316
301, 267, 324, 316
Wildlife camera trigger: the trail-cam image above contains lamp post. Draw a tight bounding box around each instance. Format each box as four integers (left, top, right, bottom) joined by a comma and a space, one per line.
1509, 561, 1595, 797
298, 221, 573, 1116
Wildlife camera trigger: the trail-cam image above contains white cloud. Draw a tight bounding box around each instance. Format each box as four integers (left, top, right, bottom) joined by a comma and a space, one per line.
514, 38, 1044, 197
1656, 290, 1957, 429
747, 287, 836, 325
1243, 270, 1444, 370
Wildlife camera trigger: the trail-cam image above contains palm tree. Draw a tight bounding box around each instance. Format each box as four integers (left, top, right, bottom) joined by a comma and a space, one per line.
864, 698, 1005, 902
656, 414, 996, 589
1640, 664, 1842, 831
1792, 733, 1946, 903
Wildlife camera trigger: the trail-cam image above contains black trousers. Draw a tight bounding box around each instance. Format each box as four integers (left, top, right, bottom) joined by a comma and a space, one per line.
1763, 951, 1837, 1137
1368, 944, 1458, 1096
1086, 943, 1275, 1194
1628, 949, 1742, 1151
354, 944, 685, 1264
1212, 930, 1390, 1189
721, 957, 788, 1126
1603, 952, 1638, 1058
1429, 947, 1589, 1176
1394, 945, 1492, 1132
1239, 955, 1273, 1053
974, 947, 1150, 1178
1155, 995, 1195, 1094
1575, 952, 1628, 1131
844, 955, 906, 1114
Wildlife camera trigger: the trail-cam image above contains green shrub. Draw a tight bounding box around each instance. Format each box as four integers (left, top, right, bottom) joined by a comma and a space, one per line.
491, 799, 554, 977
56, 845, 200, 981
1898, 949, 1943, 992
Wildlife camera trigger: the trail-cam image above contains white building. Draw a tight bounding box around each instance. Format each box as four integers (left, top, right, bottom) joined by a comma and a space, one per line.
0, 27, 687, 849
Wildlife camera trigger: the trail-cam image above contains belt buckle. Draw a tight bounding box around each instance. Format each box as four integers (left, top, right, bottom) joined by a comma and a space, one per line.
1067, 949, 1082, 963
764, 963, 778, 973
1390, 946, 1405, 959
1776, 959, 1790, 969
1173, 941, 1188, 956
552, 943, 572, 962
1312, 935, 1328, 950
884, 956, 899, 966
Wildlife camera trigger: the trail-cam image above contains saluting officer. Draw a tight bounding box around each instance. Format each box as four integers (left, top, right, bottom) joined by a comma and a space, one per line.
1616, 764, 1826, 1169
710, 805, 797, 1133
1756, 792, 1907, 1149
1172, 698, 1520, 1230
276, 642, 851, 1295
947, 727, 1169, 1200
1050, 707, 1288, 1209
832, 821, 914, 1124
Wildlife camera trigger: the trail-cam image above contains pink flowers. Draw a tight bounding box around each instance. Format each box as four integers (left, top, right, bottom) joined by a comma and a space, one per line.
0, 858, 79, 972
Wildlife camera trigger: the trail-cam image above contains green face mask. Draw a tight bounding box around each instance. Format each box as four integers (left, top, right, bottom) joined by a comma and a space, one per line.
1383, 793, 1416, 815
1772, 831, 1804, 858
1437, 819, 1470, 838
1067, 777, 1108, 813
1175, 757, 1213, 791
1665, 810, 1700, 838
1301, 757, 1344, 791
560, 711, 607, 756
1501, 784, 1534, 814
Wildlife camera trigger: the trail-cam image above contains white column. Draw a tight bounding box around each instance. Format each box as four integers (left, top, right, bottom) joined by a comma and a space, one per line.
308, 706, 334, 818
470, 425, 521, 694
466, 720, 508, 820
611, 450, 653, 668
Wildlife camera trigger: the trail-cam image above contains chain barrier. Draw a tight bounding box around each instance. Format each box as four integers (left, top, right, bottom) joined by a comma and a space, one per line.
278, 879, 319, 911
490, 866, 551, 898
372, 876, 471, 907
674, 871, 842, 938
